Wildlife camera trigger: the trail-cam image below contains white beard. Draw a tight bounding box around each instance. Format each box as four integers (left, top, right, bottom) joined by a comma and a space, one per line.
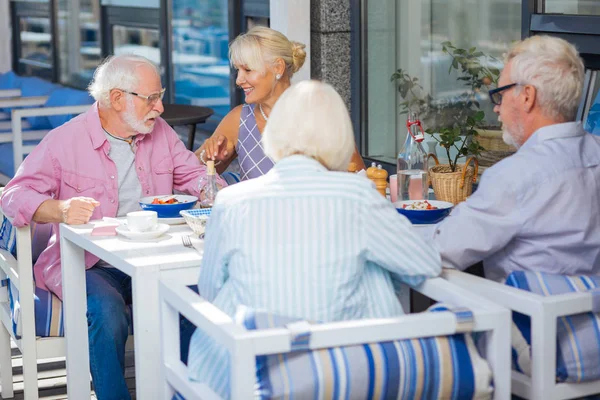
123, 96, 156, 134
502, 122, 524, 150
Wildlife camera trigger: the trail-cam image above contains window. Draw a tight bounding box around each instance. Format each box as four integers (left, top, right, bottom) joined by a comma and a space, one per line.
545, 1, 600, 15
523, 2, 600, 132
57, 0, 101, 88
170, 0, 231, 118
11, 1, 55, 81
583, 71, 600, 135
355, 0, 521, 166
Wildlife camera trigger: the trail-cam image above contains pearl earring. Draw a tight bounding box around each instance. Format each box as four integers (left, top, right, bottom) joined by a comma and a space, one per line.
276, 74, 281, 80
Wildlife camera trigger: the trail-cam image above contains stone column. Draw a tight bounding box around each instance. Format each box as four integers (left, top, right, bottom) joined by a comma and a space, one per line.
310, 0, 352, 110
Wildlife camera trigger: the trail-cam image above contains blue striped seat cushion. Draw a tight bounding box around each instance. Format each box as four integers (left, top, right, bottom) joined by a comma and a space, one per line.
187, 305, 492, 399
0, 215, 64, 337
0, 215, 133, 338
5, 279, 64, 338
505, 271, 600, 382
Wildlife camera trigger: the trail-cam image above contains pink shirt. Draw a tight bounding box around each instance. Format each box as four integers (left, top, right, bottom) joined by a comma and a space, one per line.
0, 103, 225, 299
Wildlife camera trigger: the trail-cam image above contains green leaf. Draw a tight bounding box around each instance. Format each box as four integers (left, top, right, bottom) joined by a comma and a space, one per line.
469, 47, 476, 53
441, 41, 451, 46
474, 110, 485, 121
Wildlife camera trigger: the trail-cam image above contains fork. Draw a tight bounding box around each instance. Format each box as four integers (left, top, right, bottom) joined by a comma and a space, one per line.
182, 235, 193, 249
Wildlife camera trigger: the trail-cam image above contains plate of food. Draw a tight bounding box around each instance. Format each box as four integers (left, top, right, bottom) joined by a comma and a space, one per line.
139, 195, 198, 218
393, 200, 453, 225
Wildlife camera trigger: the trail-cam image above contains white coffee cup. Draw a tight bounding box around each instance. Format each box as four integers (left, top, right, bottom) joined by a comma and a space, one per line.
126, 211, 158, 232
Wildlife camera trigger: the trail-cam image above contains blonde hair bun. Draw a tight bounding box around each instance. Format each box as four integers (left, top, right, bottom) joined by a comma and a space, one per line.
290, 42, 307, 73
229, 26, 306, 78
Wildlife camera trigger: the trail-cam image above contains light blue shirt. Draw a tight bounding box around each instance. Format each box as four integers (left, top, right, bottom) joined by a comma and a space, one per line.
433, 122, 600, 281
187, 155, 441, 394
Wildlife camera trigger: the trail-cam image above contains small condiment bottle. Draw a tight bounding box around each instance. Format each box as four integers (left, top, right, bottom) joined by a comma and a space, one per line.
373, 164, 388, 197
366, 162, 377, 181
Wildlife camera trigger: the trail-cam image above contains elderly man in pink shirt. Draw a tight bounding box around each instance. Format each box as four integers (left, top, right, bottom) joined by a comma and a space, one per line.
0, 54, 224, 399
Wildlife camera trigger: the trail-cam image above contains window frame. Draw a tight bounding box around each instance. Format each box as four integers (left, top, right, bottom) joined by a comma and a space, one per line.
11, 0, 59, 82
522, 0, 600, 123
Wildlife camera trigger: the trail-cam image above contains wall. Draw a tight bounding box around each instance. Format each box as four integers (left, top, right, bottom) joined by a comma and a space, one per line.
270, 0, 311, 83
310, 0, 352, 109
0, 0, 12, 73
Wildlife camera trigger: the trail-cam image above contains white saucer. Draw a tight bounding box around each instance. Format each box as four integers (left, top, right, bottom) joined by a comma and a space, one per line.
116, 223, 170, 240
158, 216, 186, 225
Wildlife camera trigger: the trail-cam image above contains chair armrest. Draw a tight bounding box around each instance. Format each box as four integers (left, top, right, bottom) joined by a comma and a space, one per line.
0, 89, 21, 98
442, 269, 596, 318
160, 277, 509, 354
11, 104, 91, 119
0, 96, 47, 108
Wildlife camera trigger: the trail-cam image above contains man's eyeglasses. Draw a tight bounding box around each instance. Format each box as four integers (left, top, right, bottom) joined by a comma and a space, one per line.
120, 88, 166, 105
488, 83, 522, 106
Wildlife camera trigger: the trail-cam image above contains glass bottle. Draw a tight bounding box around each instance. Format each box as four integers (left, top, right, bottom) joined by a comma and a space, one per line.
199, 160, 219, 208
397, 112, 429, 201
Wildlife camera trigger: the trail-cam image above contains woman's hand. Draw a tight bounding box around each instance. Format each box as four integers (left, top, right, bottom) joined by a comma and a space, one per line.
197, 134, 230, 162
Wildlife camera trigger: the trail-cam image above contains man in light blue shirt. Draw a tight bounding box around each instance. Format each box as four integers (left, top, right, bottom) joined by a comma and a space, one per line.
433, 35, 600, 282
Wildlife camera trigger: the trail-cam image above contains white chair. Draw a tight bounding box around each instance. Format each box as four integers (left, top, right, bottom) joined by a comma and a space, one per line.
444, 269, 600, 400
0, 93, 49, 141
160, 275, 512, 400
0, 191, 65, 399
0, 102, 91, 185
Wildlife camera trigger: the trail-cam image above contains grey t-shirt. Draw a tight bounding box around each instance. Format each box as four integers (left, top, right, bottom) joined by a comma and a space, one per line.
104, 131, 142, 217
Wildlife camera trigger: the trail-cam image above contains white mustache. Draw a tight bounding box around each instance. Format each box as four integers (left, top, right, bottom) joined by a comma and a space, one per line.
145, 112, 160, 121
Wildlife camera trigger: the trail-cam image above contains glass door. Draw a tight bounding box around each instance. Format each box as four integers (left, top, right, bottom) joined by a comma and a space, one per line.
169, 0, 231, 119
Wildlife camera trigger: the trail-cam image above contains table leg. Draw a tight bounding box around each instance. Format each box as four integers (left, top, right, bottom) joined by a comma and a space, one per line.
60, 233, 92, 399
132, 267, 162, 399
186, 123, 197, 151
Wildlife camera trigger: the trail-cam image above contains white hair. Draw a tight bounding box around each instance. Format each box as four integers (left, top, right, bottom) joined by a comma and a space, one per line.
262, 80, 355, 171
506, 35, 584, 121
88, 54, 160, 108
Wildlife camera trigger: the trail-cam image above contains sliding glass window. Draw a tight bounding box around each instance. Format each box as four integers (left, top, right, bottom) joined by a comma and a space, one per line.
358, 0, 521, 166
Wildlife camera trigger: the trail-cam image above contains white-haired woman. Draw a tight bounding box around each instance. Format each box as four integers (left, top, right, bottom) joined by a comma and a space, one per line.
186, 81, 442, 395
195, 26, 365, 179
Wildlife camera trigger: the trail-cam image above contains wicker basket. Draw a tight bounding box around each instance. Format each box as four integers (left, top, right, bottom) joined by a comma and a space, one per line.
427, 154, 478, 204
475, 128, 516, 152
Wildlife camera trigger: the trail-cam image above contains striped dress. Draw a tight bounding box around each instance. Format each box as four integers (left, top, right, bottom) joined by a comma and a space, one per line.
187, 155, 442, 396
235, 104, 275, 181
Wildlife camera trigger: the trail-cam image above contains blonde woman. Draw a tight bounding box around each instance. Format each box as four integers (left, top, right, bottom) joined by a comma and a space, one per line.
186, 81, 441, 397
195, 26, 365, 179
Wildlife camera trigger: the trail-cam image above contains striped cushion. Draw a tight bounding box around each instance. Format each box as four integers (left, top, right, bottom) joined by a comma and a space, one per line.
188, 305, 492, 399
505, 271, 600, 382
6, 279, 64, 338
0, 215, 16, 257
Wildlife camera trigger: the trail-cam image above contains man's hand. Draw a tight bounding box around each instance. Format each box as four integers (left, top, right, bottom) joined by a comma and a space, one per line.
60, 197, 100, 225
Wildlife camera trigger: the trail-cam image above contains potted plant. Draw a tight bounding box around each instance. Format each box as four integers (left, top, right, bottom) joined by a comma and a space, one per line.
391, 41, 501, 203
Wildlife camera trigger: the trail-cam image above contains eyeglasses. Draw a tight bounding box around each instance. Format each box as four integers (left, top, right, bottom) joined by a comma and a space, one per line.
488, 83, 523, 106
120, 88, 166, 105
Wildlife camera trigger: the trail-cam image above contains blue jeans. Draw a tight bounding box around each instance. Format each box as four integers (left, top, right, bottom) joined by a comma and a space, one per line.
86, 265, 132, 400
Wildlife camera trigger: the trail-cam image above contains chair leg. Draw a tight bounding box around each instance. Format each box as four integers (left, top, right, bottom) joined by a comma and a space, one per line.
0, 326, 14, 398
21, 339, 38, 400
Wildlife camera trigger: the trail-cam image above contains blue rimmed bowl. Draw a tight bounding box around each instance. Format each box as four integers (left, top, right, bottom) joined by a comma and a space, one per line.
139, 195, 197, 218
393, 200, 453, 225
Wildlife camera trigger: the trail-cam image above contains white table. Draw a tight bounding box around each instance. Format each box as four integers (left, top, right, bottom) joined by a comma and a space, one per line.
60, 220, 203, 399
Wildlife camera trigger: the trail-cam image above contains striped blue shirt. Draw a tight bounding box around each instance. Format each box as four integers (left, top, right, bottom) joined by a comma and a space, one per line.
187, 155, 442, 393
